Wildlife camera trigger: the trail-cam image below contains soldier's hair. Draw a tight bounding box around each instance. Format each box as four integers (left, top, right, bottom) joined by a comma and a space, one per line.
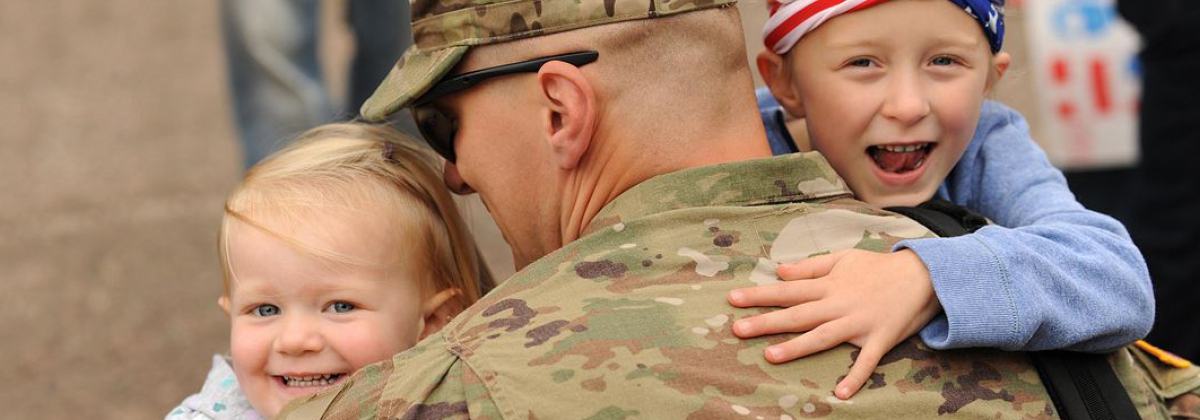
218, 123, 494, 304
467, 6, 758, 146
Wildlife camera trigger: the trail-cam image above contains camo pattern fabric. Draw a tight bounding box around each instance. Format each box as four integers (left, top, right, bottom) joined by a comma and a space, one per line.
361, 0, 736, 121
278, 152, 1193, 420
409, 0, 737, 51
1122, 344, 1200, 420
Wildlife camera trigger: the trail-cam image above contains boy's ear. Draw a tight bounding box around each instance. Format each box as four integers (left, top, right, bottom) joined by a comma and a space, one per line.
419, 288, 464, 340
218, 296, 231, 317
985, 52, 1012, 94
757, 50, 806, 118
537, 60, 597, 170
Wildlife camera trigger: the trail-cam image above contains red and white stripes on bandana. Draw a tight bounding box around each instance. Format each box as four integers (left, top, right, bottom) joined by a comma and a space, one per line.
763, 0, 896, 54
763, 0, 1005, 55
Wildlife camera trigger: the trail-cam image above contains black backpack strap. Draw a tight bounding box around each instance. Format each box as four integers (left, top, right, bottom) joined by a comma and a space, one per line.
884, 198, 985, 238
886, 199, 1141, 420
1030, 351, 1142, 420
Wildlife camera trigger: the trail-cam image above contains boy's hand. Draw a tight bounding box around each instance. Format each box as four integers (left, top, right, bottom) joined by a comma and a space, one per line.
727, 249, 941, 400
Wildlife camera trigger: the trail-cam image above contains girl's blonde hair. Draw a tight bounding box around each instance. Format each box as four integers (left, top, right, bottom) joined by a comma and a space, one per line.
219, 123, 494, 304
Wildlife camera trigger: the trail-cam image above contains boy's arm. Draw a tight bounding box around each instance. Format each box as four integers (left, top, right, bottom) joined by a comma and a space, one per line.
902, 101, 1154, 352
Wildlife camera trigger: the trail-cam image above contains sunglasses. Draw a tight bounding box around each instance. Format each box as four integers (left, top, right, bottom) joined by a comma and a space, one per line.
410, 51, 600, 163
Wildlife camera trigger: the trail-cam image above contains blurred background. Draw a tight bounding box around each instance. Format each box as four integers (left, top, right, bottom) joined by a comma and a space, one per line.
2, 0, 1188, 418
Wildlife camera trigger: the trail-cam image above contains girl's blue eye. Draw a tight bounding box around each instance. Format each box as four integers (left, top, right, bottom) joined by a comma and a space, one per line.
931, 56, 955, 66
254, 304, 280, 317
330, 302, 355, 313
848, 58, 873, 67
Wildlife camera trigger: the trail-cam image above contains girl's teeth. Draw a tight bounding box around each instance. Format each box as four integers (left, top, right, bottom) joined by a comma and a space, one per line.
283, 374, 341, 387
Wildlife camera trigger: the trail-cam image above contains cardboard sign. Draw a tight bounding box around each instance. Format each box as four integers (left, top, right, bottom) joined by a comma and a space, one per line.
1026, 0, 1141, 169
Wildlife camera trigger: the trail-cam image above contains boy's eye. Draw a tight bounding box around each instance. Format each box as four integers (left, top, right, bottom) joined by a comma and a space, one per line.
254, 304, 280, 317
329, 301, 356, 313
931, 56, 956, 66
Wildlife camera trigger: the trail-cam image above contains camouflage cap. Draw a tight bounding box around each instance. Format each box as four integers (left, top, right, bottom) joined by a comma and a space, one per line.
360, 0, 739, 121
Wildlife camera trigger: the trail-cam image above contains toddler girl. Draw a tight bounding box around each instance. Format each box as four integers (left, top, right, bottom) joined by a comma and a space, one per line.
732, 0, 1153, 400
166, 123, 494, 419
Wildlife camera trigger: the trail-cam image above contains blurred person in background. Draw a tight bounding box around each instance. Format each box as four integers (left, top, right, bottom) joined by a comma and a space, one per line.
222, 0, 415, 168
1117, 0, 1200, 361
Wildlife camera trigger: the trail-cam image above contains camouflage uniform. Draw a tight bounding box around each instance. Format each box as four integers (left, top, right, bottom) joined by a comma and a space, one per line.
278, 153, 1200, 420
274, 0, 1200, 417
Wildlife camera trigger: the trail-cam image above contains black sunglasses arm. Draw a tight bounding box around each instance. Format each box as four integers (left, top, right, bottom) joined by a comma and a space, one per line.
415, 51, 599, 104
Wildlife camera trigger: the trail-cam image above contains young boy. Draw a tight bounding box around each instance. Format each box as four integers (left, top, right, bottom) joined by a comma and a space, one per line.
730, 0, 1153, 400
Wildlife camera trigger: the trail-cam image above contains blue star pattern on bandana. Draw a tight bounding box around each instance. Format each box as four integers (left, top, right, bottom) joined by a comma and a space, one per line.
948, 0, 1006, 52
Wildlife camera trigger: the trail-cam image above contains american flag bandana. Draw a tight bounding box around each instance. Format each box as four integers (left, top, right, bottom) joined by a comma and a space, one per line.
763, 0, 1005, 55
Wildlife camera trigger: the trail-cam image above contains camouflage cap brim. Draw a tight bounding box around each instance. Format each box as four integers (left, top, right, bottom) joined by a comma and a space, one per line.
360, 0, 738, 121
361, 45, 468, 121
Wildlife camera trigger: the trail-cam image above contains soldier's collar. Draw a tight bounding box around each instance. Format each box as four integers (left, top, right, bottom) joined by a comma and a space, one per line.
582, 152, 852, 236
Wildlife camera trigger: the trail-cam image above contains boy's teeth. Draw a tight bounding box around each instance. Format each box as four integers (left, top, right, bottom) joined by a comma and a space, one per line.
880, 144, 928, 152
870, 144, 932, 173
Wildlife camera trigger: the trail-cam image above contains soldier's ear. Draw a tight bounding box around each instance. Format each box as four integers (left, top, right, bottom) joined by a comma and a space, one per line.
419, 288, 464, 340
218, 296, 231, 317
757, 50, 807, 119
537, 60, 597, 170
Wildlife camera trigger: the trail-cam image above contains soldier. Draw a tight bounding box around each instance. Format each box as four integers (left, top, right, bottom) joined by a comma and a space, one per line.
278, 0, 1200, 418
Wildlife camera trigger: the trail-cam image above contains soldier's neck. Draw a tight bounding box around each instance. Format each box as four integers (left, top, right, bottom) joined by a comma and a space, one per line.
557, 118, 772, 250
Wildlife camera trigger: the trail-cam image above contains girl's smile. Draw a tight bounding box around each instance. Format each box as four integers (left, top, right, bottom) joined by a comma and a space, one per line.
222, 213, 429, 417
273, 373, 349, 397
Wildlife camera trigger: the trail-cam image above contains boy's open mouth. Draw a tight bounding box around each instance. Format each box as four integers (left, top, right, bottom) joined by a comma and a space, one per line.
868, 142, 935, 174
278, 373, 346, 387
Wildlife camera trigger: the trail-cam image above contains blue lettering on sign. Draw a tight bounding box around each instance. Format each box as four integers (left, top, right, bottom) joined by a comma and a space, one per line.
1128, 55, 1141, 79
1052, 0, 1117, 40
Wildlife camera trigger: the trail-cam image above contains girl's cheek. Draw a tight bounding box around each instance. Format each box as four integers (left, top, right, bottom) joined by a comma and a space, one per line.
335, 323, 393, 366
230, 323, 271, 358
